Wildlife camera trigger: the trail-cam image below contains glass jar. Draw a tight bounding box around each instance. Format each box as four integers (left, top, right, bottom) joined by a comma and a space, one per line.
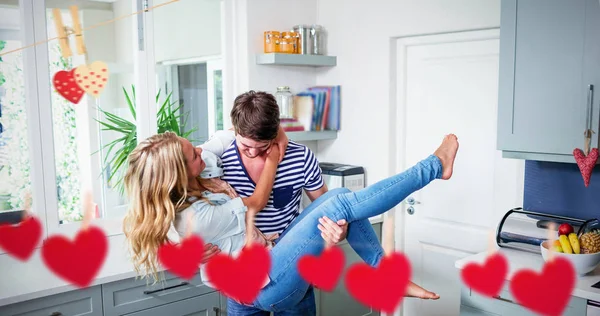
275, 86, 294, 119
280, 31, 298, 54
264, 31, 280, 53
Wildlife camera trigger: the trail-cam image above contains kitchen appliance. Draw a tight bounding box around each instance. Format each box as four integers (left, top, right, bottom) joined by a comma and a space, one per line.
495, 208, 587, 255
588, 300, 600, 316
319, 162, 365, 192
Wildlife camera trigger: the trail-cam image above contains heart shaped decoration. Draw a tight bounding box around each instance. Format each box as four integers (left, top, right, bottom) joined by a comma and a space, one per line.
0, 215, 43, 261
345, 252, 411, 314
461, 252, 508, 297
53, 69, 85, 104
205, 243, 271, 304
573, 148, 598, 187
41, 226, 108, 288
298, 246, 345, 291
74, 61, 109, 98
158, 235, 204, 280
510, 257, 576, 316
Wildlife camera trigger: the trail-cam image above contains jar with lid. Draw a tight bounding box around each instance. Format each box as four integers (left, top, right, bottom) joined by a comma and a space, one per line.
264, 31, 281, 53
280, 31, 298, 54
275, 87, 294, 119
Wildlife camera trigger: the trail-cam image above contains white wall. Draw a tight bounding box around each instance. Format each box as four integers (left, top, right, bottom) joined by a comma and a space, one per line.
314, 0, 503, 184
153, 0, 221, 63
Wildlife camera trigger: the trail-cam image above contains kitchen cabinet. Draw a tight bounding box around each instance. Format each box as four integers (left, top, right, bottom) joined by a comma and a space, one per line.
0, 285, 103, 316
459, 283, 587, 316
314, 222, 382, 316
497, 0, 600, 163
121, 292, 221, 316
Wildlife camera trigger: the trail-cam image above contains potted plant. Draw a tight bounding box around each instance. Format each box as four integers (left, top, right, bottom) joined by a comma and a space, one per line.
96, 85, 197, 195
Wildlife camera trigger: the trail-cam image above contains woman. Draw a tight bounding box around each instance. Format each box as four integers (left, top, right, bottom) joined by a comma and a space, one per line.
123, 131, 459, 312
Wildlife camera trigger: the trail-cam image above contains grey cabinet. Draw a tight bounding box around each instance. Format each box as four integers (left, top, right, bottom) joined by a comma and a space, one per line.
122, 292, 221, 316
102, 272, 215, 316
0, 286, 103, 316
497, 0, 600, 163
314, 222, 382, 316
459, 283, 587, 316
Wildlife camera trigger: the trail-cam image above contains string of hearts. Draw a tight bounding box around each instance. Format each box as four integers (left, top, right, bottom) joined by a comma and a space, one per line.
0, 213, 577, 316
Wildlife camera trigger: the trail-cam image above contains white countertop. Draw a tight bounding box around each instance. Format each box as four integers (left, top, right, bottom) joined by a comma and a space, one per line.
455, 247, 600, 302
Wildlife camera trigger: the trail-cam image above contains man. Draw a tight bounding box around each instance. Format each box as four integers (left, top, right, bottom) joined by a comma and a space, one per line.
204, 90, 348, 315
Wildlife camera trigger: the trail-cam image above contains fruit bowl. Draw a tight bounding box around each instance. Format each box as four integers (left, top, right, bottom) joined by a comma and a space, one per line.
540, 240, 600, 276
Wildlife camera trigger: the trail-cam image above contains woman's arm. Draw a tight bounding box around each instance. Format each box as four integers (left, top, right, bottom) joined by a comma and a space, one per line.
240, 144, 280, 215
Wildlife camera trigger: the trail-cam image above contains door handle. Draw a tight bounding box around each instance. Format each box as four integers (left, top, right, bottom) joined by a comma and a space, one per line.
407, 197, 420, 205
407, 206, 415, 215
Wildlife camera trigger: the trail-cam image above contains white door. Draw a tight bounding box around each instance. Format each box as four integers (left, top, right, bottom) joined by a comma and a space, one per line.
394, 29, 524, 316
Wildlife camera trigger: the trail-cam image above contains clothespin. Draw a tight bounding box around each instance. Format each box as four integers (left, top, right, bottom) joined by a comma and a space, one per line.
52, 6, 86, 60
69, 6, 87, 55
52, 8, 72, 59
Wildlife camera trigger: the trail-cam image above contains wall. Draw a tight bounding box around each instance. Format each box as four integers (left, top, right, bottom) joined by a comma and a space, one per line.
524, 160, 600, 220
314, 0, 503, 184
153, 0, 221, 63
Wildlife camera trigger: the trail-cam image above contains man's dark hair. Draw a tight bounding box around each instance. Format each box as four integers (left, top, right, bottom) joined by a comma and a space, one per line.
231, 90, 280, 141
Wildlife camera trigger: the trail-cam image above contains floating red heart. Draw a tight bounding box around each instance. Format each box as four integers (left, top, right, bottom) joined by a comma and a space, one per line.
158, 235, 204, 280
41, 226, 108, 288
573, 148, 598, 187
53, 69, 85, 104
461, 252, 508, 297
510, 257, 576, 316
205, 243, 271, 304
298, 246, 345, 291
345, 252, 411, 314
0, 216, 42, 261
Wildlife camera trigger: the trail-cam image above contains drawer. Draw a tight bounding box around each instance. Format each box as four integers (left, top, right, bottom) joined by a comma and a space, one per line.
0, 286, 102, 316
102, 271, 215, 316
461, 283, 587, 316
123, 292, 221, 316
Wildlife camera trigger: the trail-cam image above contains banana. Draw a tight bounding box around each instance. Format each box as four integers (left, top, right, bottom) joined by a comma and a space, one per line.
568, 233, 581, 254
559, 235, 573, 254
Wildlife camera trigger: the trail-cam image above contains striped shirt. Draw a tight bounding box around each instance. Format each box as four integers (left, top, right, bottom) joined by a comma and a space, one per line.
220, 140, 324, 235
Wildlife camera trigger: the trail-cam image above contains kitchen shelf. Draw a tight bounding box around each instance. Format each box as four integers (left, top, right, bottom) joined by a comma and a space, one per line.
256, 53, 337, 67
287, 130, 338, 141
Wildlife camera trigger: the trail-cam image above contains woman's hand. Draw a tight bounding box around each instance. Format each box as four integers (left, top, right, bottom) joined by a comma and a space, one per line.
268, 125, 288, 163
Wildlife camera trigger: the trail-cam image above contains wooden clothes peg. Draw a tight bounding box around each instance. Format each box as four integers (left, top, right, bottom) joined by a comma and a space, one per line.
52, 6, 87, 60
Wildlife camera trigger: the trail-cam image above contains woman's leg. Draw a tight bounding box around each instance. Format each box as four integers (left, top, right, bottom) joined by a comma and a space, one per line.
253, 135, 458, 311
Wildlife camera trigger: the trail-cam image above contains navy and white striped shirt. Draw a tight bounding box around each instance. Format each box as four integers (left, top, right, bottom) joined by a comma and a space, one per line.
220, 140, 324, 235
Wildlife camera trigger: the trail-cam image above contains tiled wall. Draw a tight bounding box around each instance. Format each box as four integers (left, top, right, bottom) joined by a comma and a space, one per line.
523, 160, 600, 221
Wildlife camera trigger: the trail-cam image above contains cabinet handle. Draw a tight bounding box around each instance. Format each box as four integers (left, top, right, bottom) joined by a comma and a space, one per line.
586, 85, 594, 131
213, 307, 220, 316
493, 295, 516, 305
50, 312, 62, 316
143, 281, 189, 294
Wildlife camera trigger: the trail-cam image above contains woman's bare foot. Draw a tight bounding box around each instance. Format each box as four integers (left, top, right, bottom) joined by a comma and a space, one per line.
406, 281, 440, 300
433, 134, 459, 180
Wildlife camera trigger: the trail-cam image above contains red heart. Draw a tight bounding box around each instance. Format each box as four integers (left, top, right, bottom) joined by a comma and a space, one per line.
53, 70, 84, 104
573, 148, 598, 187
510, 257, 576, 316
298, 246, 345, 291
0, 216, 42, 261
205, 243, 271, 304
158, 235, 204, 280
41, 226, 108, 288
345, 252, 411, 314
461, 252, 508, 297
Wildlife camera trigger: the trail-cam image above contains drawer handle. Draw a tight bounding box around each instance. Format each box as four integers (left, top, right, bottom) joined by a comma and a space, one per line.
50, 312, 62, 316
143, 281, 189, 295
213, 307, 220, 316
493, 295, 516, 305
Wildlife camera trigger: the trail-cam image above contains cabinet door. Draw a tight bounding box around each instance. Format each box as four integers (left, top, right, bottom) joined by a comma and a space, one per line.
0, 286, 102, 316
497, 0, 590, 161
315, 223, 382, 316
123, 292, 220, 316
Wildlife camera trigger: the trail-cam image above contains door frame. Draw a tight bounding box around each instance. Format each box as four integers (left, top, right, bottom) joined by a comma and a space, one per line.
389, 28, 501, 316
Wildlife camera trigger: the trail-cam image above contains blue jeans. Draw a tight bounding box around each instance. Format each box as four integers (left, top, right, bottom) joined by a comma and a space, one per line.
251, 154, 442, 312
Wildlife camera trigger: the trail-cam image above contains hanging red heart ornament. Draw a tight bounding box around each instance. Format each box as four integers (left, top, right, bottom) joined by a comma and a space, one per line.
573, 148, 598, 187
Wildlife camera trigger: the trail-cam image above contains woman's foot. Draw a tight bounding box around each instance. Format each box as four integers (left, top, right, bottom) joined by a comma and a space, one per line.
406, 281, 440, 300
433, 134, 459, 180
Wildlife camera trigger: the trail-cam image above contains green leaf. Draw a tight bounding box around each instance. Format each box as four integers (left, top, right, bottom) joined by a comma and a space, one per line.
0, 40, 5, 51
0, 73, 5, 86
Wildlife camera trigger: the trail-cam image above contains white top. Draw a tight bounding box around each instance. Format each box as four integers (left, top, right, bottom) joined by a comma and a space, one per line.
455, 247, 600, 302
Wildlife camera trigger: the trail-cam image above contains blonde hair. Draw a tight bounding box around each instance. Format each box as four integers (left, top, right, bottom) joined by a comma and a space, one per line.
123, 132, 200, 282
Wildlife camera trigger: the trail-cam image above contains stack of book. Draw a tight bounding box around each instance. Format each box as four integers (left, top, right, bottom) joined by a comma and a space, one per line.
292, 85, 341, 132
